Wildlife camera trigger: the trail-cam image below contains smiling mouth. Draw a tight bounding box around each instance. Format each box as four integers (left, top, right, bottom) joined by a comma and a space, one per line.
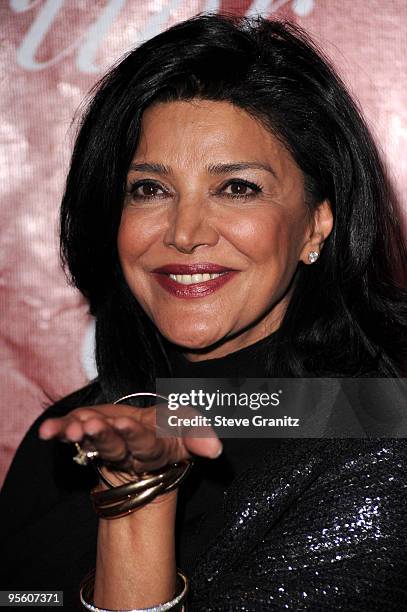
167, 272, 226, 285
151, 266, 237, 298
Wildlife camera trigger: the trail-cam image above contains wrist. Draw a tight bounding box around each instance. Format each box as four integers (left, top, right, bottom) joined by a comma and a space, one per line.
82, 567, 188, 612
91, 460, 193, 520
97, 488, 178, 521
95, 506, 177, 609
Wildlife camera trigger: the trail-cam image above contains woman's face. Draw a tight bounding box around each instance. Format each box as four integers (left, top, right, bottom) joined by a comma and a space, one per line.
118, 100, 332, 360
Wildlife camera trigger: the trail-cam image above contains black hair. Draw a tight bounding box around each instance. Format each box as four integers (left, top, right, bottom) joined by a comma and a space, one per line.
60, 13, 407, 399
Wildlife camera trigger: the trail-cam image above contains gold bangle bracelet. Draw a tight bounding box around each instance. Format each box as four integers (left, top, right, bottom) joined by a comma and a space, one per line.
89, 391, 195, 520
91, 460, 194, 519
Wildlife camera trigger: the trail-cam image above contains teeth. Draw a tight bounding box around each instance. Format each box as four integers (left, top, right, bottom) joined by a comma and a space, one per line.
168, 272, 224, 284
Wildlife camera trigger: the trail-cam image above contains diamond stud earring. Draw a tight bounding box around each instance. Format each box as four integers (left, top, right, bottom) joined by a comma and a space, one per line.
308, 250, 319, 264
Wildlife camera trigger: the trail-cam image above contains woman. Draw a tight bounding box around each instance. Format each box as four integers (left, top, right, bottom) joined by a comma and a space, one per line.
1, 13, 406, 611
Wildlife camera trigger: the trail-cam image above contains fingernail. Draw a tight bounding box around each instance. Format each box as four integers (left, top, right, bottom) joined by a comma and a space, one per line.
209, 444, 223, 459
85, 426, 99, 436
67, 431, 83, 442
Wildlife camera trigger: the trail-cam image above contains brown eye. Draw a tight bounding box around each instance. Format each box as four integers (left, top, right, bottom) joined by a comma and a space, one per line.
127, 180, 168, 201
230, 183, 248, 195
221, 179, 262, 198
139, 183, 160, 196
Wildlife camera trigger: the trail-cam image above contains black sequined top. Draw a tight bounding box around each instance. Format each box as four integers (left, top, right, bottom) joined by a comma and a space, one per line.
1, 333, 407, 611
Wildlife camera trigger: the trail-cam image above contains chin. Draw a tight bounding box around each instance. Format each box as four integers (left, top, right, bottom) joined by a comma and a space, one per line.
160, 324, 223, 351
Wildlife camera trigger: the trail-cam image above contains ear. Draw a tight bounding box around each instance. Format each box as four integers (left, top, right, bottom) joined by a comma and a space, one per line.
299, 199, 333, 265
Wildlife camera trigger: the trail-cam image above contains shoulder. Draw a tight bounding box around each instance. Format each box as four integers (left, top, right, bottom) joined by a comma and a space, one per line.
317, 436, 407, 462
295, 437, 407, 500
322, 437, 407, 475
282, 438, 407, 562
307, 437, 407, 504
190, 437, 407, 608
237, 437, 407, 544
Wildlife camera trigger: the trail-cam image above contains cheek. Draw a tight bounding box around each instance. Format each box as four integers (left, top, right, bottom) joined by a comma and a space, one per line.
229, 212, 299, 266
117, 216, 156, 314
117, 213, 157, 265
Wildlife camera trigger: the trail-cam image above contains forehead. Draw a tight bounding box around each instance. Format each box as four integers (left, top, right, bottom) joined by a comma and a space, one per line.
134, 99, 298, 177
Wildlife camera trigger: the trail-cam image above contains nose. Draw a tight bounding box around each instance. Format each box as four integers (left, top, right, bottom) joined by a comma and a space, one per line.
163, 197, 219, 254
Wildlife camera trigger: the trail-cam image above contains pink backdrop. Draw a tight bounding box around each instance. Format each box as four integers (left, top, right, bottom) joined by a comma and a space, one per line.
1, 0, 406, 486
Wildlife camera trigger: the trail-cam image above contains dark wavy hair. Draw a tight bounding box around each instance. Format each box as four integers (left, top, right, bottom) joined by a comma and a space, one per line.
59, 13, 407, 399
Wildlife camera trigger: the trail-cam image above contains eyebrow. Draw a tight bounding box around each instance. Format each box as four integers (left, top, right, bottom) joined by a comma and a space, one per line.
207, 162, 277, 178
129, 162, 170, 174
129, 161, 277, 178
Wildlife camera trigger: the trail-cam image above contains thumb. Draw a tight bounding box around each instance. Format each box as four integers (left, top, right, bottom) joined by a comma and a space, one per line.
183, 433, 223, 459
155, 401, 223, 459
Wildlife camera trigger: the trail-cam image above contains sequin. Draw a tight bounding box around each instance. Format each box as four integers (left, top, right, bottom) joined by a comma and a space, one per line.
187, 439, 407, 610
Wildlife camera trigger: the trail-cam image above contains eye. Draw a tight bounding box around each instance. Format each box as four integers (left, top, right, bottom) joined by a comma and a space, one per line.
126, 179, 169, 201
220, 179, 263, 199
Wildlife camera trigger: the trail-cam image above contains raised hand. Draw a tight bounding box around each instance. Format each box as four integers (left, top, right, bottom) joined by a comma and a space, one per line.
38, 402, 223, 486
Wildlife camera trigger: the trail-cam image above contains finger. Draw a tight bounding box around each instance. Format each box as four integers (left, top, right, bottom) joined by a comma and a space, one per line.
83, 418, 128, 463
64, 418, 86, 442
113, 417, 167, 467
39, 418, 66, 440
154, 403, 223, 459
183, 434, 223, 459
39, 416, 84, 442
40, 408, 119, 441
71, 405, 143, 421
39, 405, 154, 442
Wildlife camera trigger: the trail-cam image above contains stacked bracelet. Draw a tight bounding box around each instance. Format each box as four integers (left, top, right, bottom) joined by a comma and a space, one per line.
90, 391, 195, 519
91, 459, 194, 519
80, 568, 188, 612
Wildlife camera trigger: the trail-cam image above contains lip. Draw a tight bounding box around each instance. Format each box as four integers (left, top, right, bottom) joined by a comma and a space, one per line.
153, 263, 234, 274
152, 265, 238, 299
